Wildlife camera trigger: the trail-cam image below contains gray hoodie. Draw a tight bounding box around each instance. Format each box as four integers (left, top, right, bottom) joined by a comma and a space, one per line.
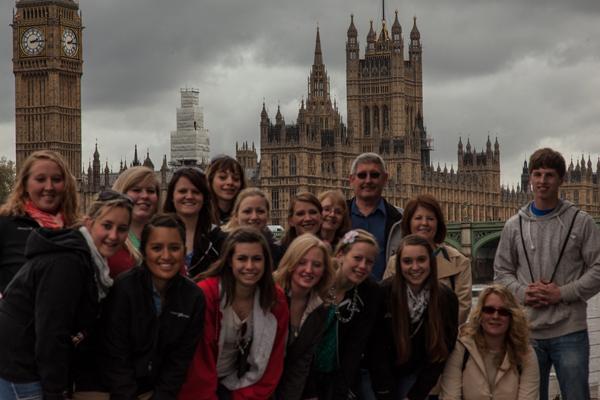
494, 200, 600, 339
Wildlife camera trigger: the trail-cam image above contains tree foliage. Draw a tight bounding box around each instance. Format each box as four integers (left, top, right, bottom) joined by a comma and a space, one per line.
0, 157, 16, 205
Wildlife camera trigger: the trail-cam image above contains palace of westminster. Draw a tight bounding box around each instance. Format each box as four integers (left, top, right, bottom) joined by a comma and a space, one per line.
10, 0, 600, 225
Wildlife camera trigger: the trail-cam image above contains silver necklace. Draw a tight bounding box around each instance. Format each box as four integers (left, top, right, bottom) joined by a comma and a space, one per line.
329, 286, 360, 324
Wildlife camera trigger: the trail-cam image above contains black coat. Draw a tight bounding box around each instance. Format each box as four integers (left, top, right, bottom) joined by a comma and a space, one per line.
275, 301, 329, 400
188, 226, 226, 279
0, 214, 39, 293
369, 281, 459, 400
101, 266, 205, 400
0, 228, 99, 400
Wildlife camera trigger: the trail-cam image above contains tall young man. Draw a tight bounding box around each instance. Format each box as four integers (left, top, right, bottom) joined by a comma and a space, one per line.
494, 148, 600, 400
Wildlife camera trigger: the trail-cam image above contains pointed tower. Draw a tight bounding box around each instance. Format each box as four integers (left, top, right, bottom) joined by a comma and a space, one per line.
92, 143, 100, 192
521, 160, 529, 193
458, 137, 464, 169
104, 161, 110, 189
132, 145, 141, 167
160, 155, 168, 189
366, 20, 376, 53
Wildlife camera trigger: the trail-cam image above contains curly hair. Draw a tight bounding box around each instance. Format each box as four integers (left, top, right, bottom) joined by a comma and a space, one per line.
0, 150, 79, 225
461, 284, 531, 369
273, 233, 333, 300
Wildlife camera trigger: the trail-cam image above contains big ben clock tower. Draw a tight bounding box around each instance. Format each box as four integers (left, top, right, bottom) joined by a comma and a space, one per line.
12, 0, 83, 178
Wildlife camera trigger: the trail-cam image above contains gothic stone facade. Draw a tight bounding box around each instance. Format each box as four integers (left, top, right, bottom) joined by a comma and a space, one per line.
13, 0, 83, 178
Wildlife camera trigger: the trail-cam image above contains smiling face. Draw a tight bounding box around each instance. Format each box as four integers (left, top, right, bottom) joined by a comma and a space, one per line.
291, 246, 326, 293
237, 195, 269, 231
144, 227, 185, 286
231, 242, 265, 289
349, 162, 388, 203
530, 167, 562, 208
212, 169, 242, 207
399, 244, 431, 294
125, 177, 159, 224
480, 293, 511, 340
320, 196, 344, 233
173, 176, 203, 218
85, 206, 131, 258
289, 201, 322, 235
337, 242, 377, 285
409, 206, 438, 245
25, 160, 66, 214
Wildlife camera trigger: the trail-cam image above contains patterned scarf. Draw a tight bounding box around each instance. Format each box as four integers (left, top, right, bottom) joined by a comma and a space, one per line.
407, 286, 430, 325
24, 200, 65, 229
78, 226, 113, 301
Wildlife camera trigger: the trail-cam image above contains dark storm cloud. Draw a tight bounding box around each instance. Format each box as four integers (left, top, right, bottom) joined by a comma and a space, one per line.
1, 0, 600, 184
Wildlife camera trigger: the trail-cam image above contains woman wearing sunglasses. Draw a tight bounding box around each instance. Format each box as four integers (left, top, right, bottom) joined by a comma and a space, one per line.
0, 190, 132, 400
440, 284, 539, 400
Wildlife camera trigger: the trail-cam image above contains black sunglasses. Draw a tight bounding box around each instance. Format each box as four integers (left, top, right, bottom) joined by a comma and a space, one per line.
481, 305, 511, 317
98, 190, 134, 206
355, 171, 381, 179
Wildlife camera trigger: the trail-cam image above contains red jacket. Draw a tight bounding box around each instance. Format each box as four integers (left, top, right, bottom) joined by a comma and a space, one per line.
178, 276, 289, 400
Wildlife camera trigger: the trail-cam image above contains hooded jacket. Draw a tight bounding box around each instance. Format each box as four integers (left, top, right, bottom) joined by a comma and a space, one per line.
494, 200, 600, 339
0, 228, 99, 400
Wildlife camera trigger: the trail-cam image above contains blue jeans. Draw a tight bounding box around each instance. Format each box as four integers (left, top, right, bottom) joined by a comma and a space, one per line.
532, 330, 590, 400
0, 377, 43, 400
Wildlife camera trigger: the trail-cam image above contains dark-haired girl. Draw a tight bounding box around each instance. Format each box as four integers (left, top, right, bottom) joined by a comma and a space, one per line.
178, 227, 289, 400
370, 234, 458, 400
97, 214, 204, 399
207, 155, 246, 225
164, 167, 225, 279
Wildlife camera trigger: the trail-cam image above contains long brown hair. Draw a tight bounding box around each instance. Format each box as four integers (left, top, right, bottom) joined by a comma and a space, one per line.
206, 155, 246, 223
0, 150, 79, 224
199, 227, 276, 311
391, 234, 449, 363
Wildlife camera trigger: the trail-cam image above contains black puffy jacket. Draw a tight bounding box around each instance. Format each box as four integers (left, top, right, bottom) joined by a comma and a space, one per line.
0, 228, 99, 400
101, 266, 205, 399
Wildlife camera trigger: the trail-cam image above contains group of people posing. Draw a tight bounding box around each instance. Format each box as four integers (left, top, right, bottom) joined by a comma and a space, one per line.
1, 147, 598, 400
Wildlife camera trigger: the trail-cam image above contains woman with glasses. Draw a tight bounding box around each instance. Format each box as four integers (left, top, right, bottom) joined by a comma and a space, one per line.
164, 167, 225, 279
222, 187, 283, 267
178, 227, 289, 400
89, 214, 204, 400
207, 155, 246, 225
370, 234, 458, 400
440, 284, 539, 399
0, 150, 79, 294
318, 190, 351, 250
273, 234, 333, 400
0, 190, 133, 400
107, 166, 160, 277
280, 192, 323, 254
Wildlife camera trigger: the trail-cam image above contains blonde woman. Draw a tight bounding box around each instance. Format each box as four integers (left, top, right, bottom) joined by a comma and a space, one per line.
0, 150, 79, 293
273, 234, 333, 400
108, 166, 159, 276
440, 284, 539, 400
223, 188, 283, 267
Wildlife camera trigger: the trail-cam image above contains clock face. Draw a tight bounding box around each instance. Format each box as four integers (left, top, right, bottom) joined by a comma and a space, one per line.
21, 27, 45, 56
62, 28, 79, 57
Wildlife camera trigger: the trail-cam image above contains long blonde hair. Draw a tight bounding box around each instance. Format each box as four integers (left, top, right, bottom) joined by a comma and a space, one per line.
0, 150, 79, 224
273, 233, 333, 300
461, 284, 531, 368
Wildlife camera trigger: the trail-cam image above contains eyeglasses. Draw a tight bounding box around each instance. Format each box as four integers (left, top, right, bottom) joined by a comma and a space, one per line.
97, 190, 134, 206
481, 306, 511, 317
355, 171, 381, 179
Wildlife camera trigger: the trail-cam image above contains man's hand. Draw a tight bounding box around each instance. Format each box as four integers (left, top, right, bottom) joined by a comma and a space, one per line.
525, 281, 562, 307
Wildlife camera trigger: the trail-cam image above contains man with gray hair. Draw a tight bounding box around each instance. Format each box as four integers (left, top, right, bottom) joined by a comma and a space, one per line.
347, 152, 402, 280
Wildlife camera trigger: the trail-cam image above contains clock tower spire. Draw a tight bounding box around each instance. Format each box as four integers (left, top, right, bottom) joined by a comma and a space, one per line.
12, 0, 83, 179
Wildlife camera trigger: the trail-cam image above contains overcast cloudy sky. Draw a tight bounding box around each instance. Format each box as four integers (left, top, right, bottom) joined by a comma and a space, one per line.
1, 0, 600, 185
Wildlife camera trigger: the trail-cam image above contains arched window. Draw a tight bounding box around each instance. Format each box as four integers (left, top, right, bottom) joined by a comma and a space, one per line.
373, 106, 379, 133
363, 106, 370, 137
272, 155, 279, 176
289, 154, 297, 176
383, 106, 390, 130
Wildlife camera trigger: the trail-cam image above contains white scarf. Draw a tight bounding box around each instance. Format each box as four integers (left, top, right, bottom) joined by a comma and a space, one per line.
407, 286, 430, 325
79, 226, 113, 301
